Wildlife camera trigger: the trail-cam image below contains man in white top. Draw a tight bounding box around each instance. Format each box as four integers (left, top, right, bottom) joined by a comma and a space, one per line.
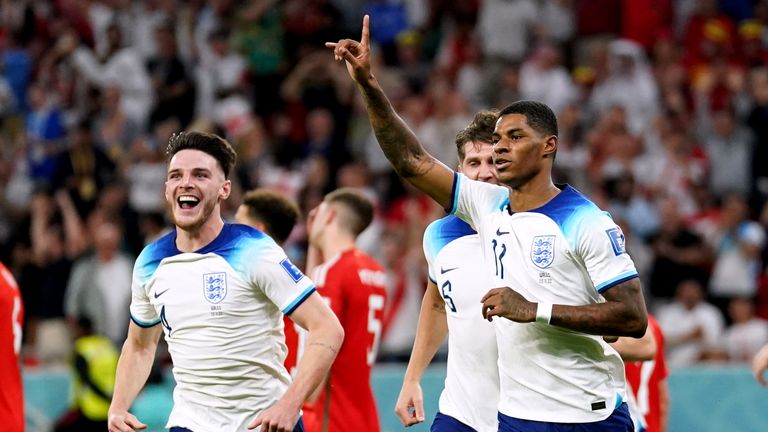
656, 279, 724, 367
329, 16, 647, 431
107, 132, 344, 432
395, 111, 499, 432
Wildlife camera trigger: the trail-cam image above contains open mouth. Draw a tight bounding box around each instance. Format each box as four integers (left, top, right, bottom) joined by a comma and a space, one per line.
177, 195, 200, 210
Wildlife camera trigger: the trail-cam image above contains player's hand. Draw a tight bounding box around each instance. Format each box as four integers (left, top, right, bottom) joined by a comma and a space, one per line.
248, 399, 301, 432
325, 15, 372, 85
752, 344, 768, 386
108, 409, 147, 432
395, 380, 426, 426
481, 287, 536, 323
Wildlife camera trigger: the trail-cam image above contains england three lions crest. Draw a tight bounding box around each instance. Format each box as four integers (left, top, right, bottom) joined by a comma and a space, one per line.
531, 235, 556, 269
203, 272, 227, 304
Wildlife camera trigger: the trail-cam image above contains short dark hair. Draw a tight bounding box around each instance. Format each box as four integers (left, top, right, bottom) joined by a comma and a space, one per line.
324, 188, 374, 237
498, 100, 558, 137
166, 131, 237, 179
455, 110, 498, 162
240, 189, 300, 244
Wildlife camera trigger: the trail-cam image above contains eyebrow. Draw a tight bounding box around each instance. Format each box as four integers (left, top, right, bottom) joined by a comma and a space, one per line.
167, 167, 213, 175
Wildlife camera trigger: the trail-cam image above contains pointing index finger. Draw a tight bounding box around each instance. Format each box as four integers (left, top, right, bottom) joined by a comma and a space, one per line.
361, 14, 370, 48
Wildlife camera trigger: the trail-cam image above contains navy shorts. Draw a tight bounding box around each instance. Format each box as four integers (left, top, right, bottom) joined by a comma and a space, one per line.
170, 417, 305, 432
431, 412, 478, 432
497, 403, 634, 432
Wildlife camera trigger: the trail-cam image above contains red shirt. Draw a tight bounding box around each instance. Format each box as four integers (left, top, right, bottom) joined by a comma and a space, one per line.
0, 261, 24, 432
624, 315, 668, 432
300, 249, 387, 432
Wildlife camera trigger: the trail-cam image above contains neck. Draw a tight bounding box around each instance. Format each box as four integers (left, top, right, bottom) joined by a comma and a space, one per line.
175, 216, 225, 252
319, 228, 356, 260
507, 171, 561, 212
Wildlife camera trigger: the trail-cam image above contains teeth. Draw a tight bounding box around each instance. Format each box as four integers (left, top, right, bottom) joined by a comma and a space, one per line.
178, 196, 199, 203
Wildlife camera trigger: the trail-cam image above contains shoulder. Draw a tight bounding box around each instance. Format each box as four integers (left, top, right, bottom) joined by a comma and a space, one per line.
455, 173, 509, 207
529, 185, 612, 243
424, 215, 476, 258
135, 230, 179, 282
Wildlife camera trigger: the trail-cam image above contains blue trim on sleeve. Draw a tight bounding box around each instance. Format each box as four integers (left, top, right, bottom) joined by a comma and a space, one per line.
614, 393, 623, 409
130, 315, 161, 328
446, 172, 460, 214
428, 274, 437, 284
596, 272, 639, 293
282, 285, 317, 315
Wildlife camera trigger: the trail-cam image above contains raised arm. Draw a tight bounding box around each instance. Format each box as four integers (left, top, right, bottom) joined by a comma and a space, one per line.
395, 279, 448, 426
326, 15, 455, 209
108, 322, 163, 432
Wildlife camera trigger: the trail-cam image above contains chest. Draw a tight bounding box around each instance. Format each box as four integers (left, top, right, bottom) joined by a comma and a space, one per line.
145, 257, 261, 332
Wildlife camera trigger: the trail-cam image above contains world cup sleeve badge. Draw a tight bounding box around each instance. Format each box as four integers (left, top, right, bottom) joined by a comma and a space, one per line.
531, 235, 556, 269
203, 272, 228, 304
606, 227, 627, 256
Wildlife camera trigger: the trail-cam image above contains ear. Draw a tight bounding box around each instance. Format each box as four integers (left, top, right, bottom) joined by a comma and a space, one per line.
220, 179, 232, 200
543, 135, 558, 159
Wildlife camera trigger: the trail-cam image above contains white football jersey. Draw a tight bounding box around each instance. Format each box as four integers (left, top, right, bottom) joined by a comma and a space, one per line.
130, 224, 315, 431
423, 216, 499, 432
449, 173, 637, 423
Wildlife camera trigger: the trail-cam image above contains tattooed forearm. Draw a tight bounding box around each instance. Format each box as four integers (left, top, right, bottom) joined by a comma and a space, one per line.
549, 279, 647, 337
359, 80, 435, 178
308, 342, 339, 355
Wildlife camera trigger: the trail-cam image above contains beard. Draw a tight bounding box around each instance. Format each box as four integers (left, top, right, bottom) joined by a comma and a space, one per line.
169, 196, 218, 232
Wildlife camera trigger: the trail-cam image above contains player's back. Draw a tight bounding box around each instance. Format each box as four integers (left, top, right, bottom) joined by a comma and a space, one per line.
304, 249, 387, 432
0, 262, 23, 432
423, 215, 499, 432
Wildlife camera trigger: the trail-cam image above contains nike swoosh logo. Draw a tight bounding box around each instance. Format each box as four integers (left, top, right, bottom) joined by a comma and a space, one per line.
440, 267, 458, 274
154, 288, 170, 299
496, 227, 510, 236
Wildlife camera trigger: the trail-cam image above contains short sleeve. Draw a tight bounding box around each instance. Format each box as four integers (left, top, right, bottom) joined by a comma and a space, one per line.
129, 264, 160, 327
423, 223, 439, 283
251, 242, 316, 315
573, 212, 639, 293
448, 172, 509, 228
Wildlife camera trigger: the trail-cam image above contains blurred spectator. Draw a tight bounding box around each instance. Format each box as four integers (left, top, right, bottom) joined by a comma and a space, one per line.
64, 217, 132, 347
126, 120, 175, 216
70, 24, 153, 127
648, 197, 711, 302
92, 86, 141, 163
537, 0, 576, 45
52, 119, 116, 218
519, 43, 577, 117
477, 0, 537, 63
23, 189, 88, 365
621, 0, 674, 51
723, 297, 768, 363
747, 67, 768, 209
195, 28, 246, 121
146, 20, 197, 128
696, 98, 753, 200
53, 317, 117, 432
25, 82, 66, 186
657, 279, 725, 367
0, 30, 32, 113
706, 194, 766, 305
589, 39, 659, 135
419, 76, 473, 167
683, 0, 738, 73
602, 170, 660, 240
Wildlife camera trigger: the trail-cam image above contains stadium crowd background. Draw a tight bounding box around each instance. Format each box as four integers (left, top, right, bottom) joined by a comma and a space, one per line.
1, 0, 768, 376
